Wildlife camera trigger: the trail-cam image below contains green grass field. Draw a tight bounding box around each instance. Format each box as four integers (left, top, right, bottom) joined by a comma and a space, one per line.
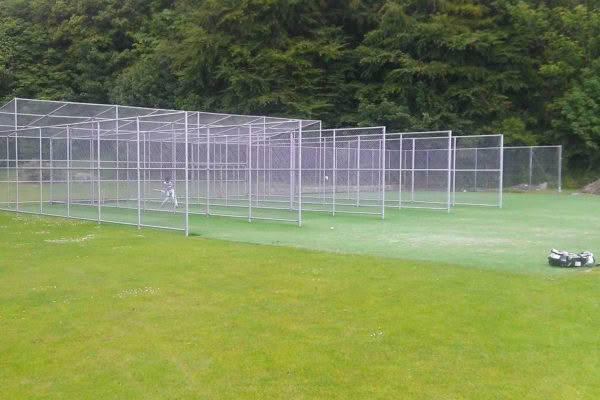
1, 193, 600, 398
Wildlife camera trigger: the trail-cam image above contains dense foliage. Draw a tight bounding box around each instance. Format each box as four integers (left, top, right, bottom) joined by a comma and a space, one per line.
1, 0, 598, 172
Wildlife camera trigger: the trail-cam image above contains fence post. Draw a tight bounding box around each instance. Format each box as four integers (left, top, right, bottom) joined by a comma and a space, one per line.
67, 126, 71, 217
289, 133, 293, 210
381, 129, 386, 220
206, 126, 210, 216
411, 138, 415, 202
197, 113, 201, 205
49, 138, 53, 205
116, 106, 119, 208
318, 123, 322, 202
6, 137, 9, 208
356, 135, 361, 208
298, 120, 302, 226
558, 145, 562, 193
528, 146, 533, 189
136, 117, 141, 229
499, 135, 504, 208
142, 131, 147, 211
399, 134, 403, 209
171, 123, 175, 209
447, 132, 452, 213
332, 130, 336, 216
14, 98, 19, 212
452, 137, 457, 205
225, 135, 229, 206
248, 124, 252, 222
39, 128, 42, 214
97, 121, 101, 223
15, 126, 19, 212
126, 141, 129, 205
184, 112, 189, 236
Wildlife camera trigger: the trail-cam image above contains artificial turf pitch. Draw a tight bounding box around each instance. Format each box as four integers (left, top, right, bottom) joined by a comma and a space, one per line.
1, 193, 599, 398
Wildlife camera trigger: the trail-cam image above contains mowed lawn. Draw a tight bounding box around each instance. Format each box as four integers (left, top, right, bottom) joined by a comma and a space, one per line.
1, 211, 600, 399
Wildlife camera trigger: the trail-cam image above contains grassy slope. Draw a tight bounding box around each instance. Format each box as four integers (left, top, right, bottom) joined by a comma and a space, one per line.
1, 211, 599, 399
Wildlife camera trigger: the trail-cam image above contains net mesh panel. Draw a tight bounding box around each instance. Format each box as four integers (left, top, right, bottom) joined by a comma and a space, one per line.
300, 127, 385, 216
453, 135, 502, 207
400, 136, 451, 209
503, 146, 561, 192
384, 131, 452, 210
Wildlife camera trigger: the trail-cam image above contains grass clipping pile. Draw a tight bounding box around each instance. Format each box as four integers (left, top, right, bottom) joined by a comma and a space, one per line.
582, 179, 600, 195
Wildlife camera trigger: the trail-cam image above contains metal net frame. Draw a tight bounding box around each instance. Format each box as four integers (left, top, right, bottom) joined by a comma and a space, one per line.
503, 146, 562, 193
386, 131, 453, 212
301, 127, 387, 218
0, 98, 320, 234
452, 134, 504, 207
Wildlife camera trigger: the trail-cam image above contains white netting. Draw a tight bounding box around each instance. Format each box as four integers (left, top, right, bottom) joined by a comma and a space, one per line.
0, 98, 318, 233
452, 135, 503, 207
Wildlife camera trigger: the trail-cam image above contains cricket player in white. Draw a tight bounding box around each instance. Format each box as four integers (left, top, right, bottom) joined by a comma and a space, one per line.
160, 177, 178, 208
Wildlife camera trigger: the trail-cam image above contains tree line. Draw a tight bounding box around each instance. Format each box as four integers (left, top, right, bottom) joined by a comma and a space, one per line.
1, 0, 598, 176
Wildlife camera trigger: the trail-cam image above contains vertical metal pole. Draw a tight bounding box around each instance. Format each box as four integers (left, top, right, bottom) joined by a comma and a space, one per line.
237, 131, 241, 201
474, 147, 478, 193
116, 106, 119, 208
6, 137, 9, 208
399, 135, 403, 209
411, 138, 415, 202
88, 135, 93, 204
356, 136, 361, 207
171, 123, 175, 197
318, 122, 322, 202
268, 138, 272, 197
126, 141, 129, 205
381, 131, 386, 220
212, 137, 216, 203
97, 121, 101, 222
15, 127, 19, 212
499, 135, 504, 208
332, 130, 336, 216
557, 145, 562, 193
528, 146, 533, 189
263, 118, 267, 202
136, 118, 141, 228
67, 126, 71, 217
39, 128, 43, 214
197, 113, 201, 205
298, 122, 302, 226
184, 112, 189, 236
196, 141, 199, 205
347, 142, 350, 200
289, 133, 294, 210
13, 99, 17, 212
206, 127, 210, 216
248, 125, 252, 222
49, 138, 53, 205
447, 132, 452, 213
225, 136, 229, 207
452, 137, 457, 205
144, 132, 148, 210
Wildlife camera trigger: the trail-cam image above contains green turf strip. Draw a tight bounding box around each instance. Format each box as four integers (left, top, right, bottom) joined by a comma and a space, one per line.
2, 192, 598, 273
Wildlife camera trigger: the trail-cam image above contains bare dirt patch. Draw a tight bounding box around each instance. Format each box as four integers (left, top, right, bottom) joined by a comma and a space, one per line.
582, 179, 600, 195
